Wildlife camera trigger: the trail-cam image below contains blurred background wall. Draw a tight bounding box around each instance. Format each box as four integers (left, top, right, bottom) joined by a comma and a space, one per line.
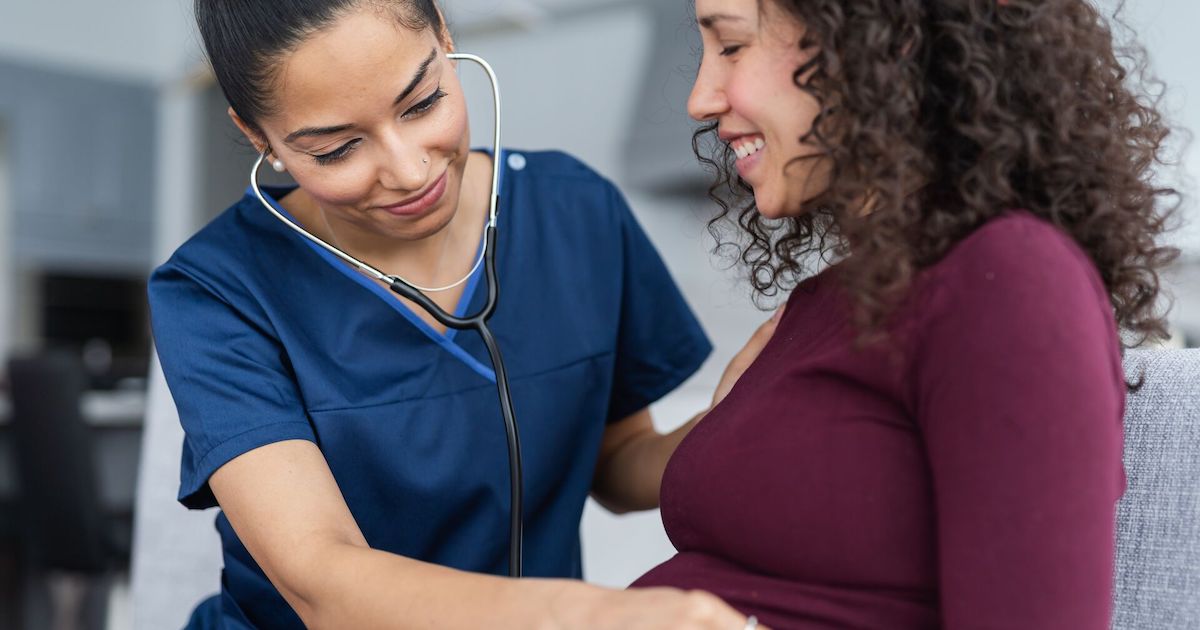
0, 0, 1196, 628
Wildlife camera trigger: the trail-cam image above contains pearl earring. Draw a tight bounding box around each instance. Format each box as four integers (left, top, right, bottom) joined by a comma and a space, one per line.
272, 158, 286, 173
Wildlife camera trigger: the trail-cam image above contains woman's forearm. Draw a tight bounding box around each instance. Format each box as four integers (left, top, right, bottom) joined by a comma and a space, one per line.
300, 541, 586, 629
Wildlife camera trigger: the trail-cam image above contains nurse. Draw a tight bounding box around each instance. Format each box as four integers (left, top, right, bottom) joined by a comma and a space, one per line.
149, 0, 771, 628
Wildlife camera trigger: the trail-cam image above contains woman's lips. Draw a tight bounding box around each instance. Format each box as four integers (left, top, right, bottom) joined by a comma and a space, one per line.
378, 171, 448, 217
732, 135, 765, 179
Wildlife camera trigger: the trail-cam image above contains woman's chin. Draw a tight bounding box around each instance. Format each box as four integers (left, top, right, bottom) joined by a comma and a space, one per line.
753, 196, 788, 220
754, 190, 819, 220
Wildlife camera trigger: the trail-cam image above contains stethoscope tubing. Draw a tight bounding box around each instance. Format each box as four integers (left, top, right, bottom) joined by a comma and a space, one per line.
249, 52, 524, 577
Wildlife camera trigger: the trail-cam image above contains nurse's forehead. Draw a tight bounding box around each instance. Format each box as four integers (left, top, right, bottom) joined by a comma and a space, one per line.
272, 9, 439, 115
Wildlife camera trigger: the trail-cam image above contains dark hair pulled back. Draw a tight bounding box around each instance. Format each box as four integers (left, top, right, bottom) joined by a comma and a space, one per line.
195, 0, 444, 132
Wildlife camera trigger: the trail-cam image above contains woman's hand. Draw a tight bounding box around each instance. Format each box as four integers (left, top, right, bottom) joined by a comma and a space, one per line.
711, 306, 784, 408
547, 582, 768, 630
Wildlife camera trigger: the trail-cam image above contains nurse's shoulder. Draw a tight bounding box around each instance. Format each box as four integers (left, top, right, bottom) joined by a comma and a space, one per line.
148, 191, 293, 324
159, 190, 296, 275
504, 148, 604, 180
501, 148, 633, 234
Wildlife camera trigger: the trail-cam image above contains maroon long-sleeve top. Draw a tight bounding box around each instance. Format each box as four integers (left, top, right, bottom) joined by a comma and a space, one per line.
632, 212, 1126, 629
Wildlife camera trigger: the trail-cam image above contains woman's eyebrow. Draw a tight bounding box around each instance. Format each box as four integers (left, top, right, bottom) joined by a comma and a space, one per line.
698, 13, 745, 30
392, 47, 438, 107
283, 47, 438, 144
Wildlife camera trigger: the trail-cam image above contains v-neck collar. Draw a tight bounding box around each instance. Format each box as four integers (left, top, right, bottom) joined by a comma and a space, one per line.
246, 152, 504, 384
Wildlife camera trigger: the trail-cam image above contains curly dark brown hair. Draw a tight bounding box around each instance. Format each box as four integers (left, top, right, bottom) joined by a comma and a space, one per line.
698, 0, 1182, 347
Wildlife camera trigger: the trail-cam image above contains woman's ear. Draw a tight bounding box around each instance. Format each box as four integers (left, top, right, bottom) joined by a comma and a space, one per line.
434, 4, 455, 52
227, 107, 270, 155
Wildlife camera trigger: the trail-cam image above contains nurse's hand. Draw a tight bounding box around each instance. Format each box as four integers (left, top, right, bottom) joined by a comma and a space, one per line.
549, 583, 770, 630
710, 305, 784, 409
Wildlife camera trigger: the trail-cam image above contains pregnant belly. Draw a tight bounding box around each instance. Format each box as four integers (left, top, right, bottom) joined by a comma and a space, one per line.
630, 551, 939, 630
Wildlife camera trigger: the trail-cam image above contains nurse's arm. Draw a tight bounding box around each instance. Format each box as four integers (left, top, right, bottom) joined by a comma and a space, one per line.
209, 439, 536, 627
591, 407, 703, 513
208, 439, 751, 629
591, 309, 782, 513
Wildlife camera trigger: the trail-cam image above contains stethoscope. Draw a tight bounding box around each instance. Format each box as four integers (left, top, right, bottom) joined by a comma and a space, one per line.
248, 53, 525, 578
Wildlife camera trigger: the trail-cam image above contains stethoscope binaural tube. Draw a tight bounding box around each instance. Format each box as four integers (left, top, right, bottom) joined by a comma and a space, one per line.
248, 53, 524, 577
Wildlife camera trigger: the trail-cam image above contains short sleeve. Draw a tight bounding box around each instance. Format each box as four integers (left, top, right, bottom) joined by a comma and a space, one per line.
149, 265, 316, 509
606, 184, 712, 422
915, 216, 1126, 628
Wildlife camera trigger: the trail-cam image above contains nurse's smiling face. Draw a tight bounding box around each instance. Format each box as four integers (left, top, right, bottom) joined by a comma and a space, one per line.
233, 6, 471, 242
689, 0, 830, 219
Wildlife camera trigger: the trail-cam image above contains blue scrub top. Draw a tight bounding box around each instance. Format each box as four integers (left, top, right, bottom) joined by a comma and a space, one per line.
149, 150, 712, 629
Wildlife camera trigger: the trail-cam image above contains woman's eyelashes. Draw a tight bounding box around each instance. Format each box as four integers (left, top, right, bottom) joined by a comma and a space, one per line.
403, 87, 447, 119
313, 138, 362, 165
310, 87, 449, 166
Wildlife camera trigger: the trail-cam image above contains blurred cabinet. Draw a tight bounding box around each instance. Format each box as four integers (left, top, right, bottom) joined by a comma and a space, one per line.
1, 60, 156, 273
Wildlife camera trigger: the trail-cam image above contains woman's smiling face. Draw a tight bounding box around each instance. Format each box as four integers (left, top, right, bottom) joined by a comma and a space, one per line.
236, 6, 471, 241
689, 0, 831, 219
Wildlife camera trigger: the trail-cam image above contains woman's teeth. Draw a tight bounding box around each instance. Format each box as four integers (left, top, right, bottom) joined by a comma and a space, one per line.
734, 137, 765, 159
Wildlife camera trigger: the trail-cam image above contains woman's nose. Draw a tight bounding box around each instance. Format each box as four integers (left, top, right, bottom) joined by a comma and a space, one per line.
687, 60, 729, 122
376, 134, 430, 192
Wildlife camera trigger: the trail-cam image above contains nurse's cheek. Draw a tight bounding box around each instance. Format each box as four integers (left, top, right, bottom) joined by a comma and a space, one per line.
280, 147, 378, 210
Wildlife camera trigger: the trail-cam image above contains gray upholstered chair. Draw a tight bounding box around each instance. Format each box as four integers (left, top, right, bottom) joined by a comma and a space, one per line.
1113, 348, 1200, 629
129, 351, 1200, 628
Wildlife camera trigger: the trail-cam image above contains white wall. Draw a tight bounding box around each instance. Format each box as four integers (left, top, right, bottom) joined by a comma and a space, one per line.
0, 0, 199, 82
153, 81, 205, 265
0, 122, 10, 357
1094, 0, 1200, 255
455, 6, 651, 178
0, 117, 35, 358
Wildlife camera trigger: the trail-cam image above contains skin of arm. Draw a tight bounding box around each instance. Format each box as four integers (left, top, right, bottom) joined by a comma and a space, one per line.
591, 308, 783, 513
209, 440, 758, 630
211, 440, 560, 628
